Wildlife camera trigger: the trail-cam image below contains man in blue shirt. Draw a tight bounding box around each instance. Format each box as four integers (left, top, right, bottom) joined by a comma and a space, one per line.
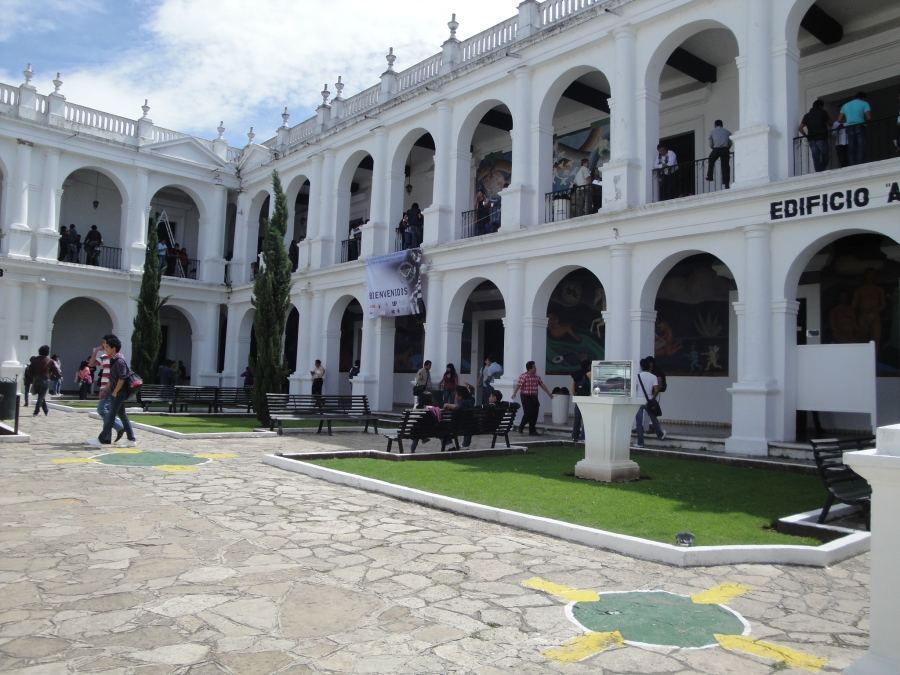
838, 92, 873, 166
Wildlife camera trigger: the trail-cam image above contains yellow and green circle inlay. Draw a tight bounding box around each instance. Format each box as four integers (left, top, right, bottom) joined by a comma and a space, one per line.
97, 451, 208, 467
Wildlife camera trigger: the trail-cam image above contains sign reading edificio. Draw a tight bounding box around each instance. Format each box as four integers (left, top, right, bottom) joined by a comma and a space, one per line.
770, 180, 900, 221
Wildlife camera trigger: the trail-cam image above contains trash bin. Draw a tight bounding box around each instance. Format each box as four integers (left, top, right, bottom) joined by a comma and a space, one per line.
0, 378, 18, 421
552, 392, 571, 425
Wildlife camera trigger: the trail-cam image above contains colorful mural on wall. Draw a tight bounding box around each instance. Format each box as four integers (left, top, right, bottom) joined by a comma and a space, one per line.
552, 119, 610, 192
653, 255, 734, 377
393, 313, 426, 373
545, 269, 606, 375
475, 152, 512, 199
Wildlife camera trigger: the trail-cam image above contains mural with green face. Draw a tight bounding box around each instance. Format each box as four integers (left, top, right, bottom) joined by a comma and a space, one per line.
546, 269, 606, 375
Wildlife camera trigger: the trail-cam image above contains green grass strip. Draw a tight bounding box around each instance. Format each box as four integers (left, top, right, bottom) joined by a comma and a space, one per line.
306, 447, 824, 546
136, 415, 355, 434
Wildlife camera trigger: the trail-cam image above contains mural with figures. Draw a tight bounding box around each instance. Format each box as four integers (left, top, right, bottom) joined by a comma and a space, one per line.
475, 152, 512, 199
653, 255, 735, 376
393, 314, 426, 374
545, 269, 606, 375
552, 119, 610, 191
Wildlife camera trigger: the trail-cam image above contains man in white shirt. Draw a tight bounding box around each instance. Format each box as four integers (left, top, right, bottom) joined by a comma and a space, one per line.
635, 357, 666, 447
572, 158, 591, 216
653, 143, 678, 201
477, 355, 503, 404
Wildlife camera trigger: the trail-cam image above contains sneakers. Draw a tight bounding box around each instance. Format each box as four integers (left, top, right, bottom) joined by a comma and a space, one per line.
116, 439, 137, 448
661, 430, 668, 441
636, 444, 645, 448
115, 429, 125, 443
84, 438, 102, 448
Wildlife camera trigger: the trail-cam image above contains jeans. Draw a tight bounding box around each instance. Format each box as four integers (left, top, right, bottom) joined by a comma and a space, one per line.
519, 394, 540, 434
442, 389, 455, 405
635, 406, 664, 446
79, 380, 91, 400
707, 147, 731, 185
572, 404, 585, 441
402, 230, 414, 250
808, 139, 830, 172
847, 125, 868, 166
97, 389, 123, 434
481, 383, 494, 406
99, 389, 134, 444
51, 378, 61, 395
311, 378, 323, 395
33, 378, 50, 415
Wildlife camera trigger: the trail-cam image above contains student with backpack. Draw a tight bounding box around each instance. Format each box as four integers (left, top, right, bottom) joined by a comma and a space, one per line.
571, 359, 592, 442
85, 335, 137, 448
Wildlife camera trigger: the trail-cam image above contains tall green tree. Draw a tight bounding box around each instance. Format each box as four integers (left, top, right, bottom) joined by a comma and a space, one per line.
131, 217, 167, 382
251, 170, 294, 424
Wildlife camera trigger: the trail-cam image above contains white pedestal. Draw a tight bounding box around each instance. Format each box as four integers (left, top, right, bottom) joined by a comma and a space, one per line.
573, 396, 642, 482
844, 424, 900, 675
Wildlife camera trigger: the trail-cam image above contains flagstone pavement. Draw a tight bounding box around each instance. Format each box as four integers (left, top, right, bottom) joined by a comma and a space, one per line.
0, 409, 870, 674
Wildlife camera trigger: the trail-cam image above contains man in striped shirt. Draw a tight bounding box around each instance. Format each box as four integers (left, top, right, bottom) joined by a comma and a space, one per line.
89, 335, 124, 443
511, 360, 554, 436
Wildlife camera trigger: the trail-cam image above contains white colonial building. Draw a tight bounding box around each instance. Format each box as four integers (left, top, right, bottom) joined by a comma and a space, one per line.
1, 0, 898, 454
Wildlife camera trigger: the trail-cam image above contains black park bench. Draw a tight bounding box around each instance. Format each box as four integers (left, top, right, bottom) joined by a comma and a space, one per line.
265, 394, 379, 436
382, 409, 455, 453
809, 436, 875, 530
171, 386, 219, 413
136, 384, 175, 412
447, 403, 520, 450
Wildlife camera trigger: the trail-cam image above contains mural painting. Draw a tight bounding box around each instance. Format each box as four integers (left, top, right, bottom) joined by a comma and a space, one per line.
817, 234, 899, 374
393, 313, 426, 373
545, 269, 606, 375
474, 152, 512, 200
653, 255, 734, 376
552, 119, 610, 191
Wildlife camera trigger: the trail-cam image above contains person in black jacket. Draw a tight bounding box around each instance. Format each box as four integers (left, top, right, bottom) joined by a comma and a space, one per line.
26, 345, 61, 416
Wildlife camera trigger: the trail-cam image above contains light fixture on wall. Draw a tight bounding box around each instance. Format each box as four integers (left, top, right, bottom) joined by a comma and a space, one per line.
93, 171, 100, 209
405, 180, 413, 195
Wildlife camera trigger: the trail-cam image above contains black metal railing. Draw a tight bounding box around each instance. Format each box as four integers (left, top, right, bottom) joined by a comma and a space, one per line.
461, 206, 501, 239
394, 228, 404, 252
793, 115, 900, 177
60, 245, 122, 270
162, 258, 200, 280
340, 238, 361, 263
651, 152, 734, 203
545, 184, 601, 223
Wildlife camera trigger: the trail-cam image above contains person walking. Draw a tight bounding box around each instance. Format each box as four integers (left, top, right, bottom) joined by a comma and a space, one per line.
838, 91, 872, 166
477, 355, 502, 405
440, 363, 458, 405
75, 360, 93, 400
706, 120, 732, 187
570, 359, 592, 442
415, 360, 433, 404
799, 101, 833, 172
646, 355, 668, 437
635, 357, 667, 448
511, 361, 554, 436
85, 335, 136, 448
241, 366, 254, 389
89, 337, 124, 444
26, 346, 61, 416
50, 354, 62, 396
310, 360, 325, 395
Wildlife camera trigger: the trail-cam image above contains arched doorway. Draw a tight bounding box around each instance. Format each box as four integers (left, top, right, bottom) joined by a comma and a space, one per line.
392, 131, 436, 251
454, 280, 506, 404
336, 153, 373, 263
159, 306, 194, 384
59, 169, 124, 269
151, 187, 201, 279
50, 298, 113, 394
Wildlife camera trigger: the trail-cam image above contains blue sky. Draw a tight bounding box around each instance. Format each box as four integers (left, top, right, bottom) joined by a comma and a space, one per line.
2, 0, 517, 148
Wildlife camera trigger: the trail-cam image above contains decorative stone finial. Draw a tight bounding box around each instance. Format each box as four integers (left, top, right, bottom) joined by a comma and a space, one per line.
281, 107, 290, 128
334, 76, 344, 99
52, 73, 63, 93
217, 121, 225, 140
141, 99, 150, 118
247, 127, 255, 143
23, 63, 34, 86
448, 14, 459, 39
386, 47, 396, 71
321, 84, 330, 106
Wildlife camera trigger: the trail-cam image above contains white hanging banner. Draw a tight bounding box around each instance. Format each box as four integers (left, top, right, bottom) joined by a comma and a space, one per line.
365, 248, 424, 318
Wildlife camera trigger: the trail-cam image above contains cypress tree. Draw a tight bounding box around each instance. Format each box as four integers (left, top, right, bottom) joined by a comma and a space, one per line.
251, 170, 293, 425
131, 217, 167, 382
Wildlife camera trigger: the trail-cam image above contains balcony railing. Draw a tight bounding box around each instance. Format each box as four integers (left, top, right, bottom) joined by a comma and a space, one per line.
545, 184, 601, 222
793, 115, 900, 177
651, 153, 733, 203
162, 258, 200, 280
61, 245, 121, 270
341, 238, 361, 263
461, 205, 502, 239
394, 228, 404, 252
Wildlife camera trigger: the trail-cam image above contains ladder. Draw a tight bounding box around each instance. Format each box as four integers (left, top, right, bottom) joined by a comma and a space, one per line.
156, 210, 185, 278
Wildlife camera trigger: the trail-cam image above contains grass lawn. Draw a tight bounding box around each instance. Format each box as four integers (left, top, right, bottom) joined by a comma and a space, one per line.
55, 401, 102, 408
306, 447, 826, 546
136, 415, 356, 434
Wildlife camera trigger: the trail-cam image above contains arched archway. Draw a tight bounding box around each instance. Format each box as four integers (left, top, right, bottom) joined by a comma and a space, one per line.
59, 168, 125, 269
284, 174, 311, 248
390, 129, 436, 251
237, 308, 256, 379
447, 278, 506, 403
159, 305, 196, 384
50, 298, 113, 393
336, 152, 374, 263
322, 295, 364, 395
151, 186, 203, 279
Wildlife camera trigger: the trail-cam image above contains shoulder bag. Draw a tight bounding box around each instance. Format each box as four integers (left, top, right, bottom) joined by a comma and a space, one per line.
638, 373, 662, 417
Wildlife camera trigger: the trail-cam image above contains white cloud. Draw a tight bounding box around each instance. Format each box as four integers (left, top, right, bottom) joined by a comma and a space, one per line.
0, 0, 104, 42
33, 0, 518, 144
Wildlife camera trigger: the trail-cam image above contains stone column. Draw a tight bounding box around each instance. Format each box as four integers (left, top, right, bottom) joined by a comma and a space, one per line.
311, 150, 335, 268
771, 299, 800, 443
503, 259, 525, 377
631, 309, 657, 364
230, 191, 251, 284
844, 425, 900, 675
603, 27, 640, 211
222, 303, 241, 387
727, 224, 775, 456
363, 128, 390, 259
423, 100, 454, 246
309, 290, 325, 371
193, 301, 220, 386
531, 121, 555, 224
771, 42, 800, 181
354, 316, 396, 411
423, 269, 443, 365
35, 148, 61, 263
1, 280, 23, 384
199, 184, 227, 283
502, 66, 534, 231
32, 280, 50, 355
7, 140, 34, 260
305, 154, 323, 241
289, 289, 312, 394
635, 88, 661, 205
605, 244, 633, 360
322, 329, 342, 395
128, 168, 150, 273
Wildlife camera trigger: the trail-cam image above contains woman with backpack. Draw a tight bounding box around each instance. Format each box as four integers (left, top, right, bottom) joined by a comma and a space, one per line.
26, 346, 62, 416
75, 360, 93, 400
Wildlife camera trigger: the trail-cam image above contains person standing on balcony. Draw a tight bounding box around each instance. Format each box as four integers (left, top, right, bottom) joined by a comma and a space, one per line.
573, 159, 591, 215
57, 226, 68, 261
489, 186, 505, 232
706, 120, 733, 187
799, 101, 833, 173
289, 239, 299, 271
474, 190, 490, 236
653, 144, 678, 201
406, 204, 423, 247
65, 225, 79, 262
398, 213, 412, 250
838, 92, 872, 166
83, 225, 103, 265
590, 168, 603, 213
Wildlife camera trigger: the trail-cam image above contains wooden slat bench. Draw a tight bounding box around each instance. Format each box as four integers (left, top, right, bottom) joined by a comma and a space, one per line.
809, 436, 875, 529
213, 387, 254, 413
382, 409, 454, 453
266, 394, 380, 436
136, 384, 175, 412
447, 403, 520, 450
171, 386, 219, 413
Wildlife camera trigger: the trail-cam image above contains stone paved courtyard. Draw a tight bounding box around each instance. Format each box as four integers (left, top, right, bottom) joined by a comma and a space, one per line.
0, 409, 871, 674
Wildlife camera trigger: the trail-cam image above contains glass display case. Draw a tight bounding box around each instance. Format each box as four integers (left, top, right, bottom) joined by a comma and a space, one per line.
591, 360, 633, 397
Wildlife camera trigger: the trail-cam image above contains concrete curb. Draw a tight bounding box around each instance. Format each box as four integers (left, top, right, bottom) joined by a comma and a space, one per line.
86, 412, 279, 439
263, 454, 870, 568
0, 433, 31, 443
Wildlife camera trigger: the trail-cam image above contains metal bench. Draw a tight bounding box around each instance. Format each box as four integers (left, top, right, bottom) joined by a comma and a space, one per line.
446, 403, 520, 450
266, 394, 380, 436
171, 386, 219, 413
383, 409, 454, 453
213, 387, 254, 413
136, 384, 175, 412
809, 436, 875, 529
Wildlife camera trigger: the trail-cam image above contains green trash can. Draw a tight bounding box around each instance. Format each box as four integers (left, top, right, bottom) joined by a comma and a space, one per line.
0, 378, 18, 421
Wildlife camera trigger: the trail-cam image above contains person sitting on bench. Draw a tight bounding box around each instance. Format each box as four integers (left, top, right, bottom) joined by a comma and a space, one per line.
408, 392, 441, 453
444, 385, 476, 449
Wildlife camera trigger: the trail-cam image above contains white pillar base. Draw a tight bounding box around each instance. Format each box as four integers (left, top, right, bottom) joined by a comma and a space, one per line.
600, 159, 640, 211
573, 396, 642, 482
203, 258, 226, 285
731, 124, 776, 189
496, 183, 534, 231
726, 382, 777, 456
422, 205, 453, 247
5, 227, 33, 260
128, 243, 147, 273
34, 229, 62, 263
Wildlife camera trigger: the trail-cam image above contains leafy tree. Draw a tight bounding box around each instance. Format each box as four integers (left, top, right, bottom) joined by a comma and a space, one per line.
251, 171, 293, 424
131, 217, 167, 382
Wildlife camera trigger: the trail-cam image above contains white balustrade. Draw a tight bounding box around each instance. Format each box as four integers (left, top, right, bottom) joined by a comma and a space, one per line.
0, 83, 19, 110
35, 95, 48, 114
149, 125, 188, 143
344, 85, 381, 116
539, 0, 611, 26
289, 118, 318, 144
397, 54, 443, 93
226, 147, 243, 162
63, 103, 137, 138
460, 16, 518, 63
261, 138, 278, 149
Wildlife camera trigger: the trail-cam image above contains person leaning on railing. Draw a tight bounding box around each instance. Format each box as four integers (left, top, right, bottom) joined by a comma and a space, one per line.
838, 91, 872, 167
799, 100, 833, 173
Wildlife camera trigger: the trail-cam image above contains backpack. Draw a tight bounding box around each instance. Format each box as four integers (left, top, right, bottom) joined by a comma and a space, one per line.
574, 372, 591, 396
